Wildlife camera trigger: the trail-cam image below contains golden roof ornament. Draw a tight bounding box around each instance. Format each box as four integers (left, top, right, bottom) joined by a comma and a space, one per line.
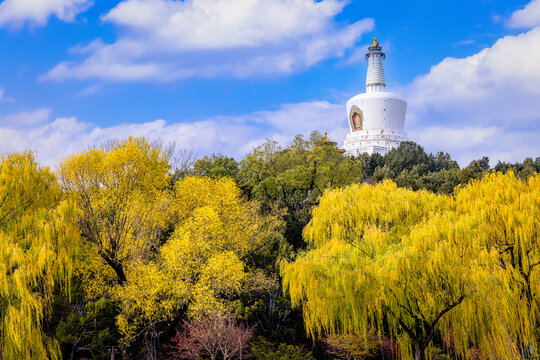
371, 37, 379, 47
322, 132, 337, 146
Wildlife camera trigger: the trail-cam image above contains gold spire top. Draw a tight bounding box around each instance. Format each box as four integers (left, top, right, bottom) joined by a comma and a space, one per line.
321, 131, 337, 145
371, 37, 379, 47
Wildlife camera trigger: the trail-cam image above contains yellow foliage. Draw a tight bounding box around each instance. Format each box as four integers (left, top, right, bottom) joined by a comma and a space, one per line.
0, 152, 80, 360
58, 137, 173, 287
114, 260, 187, 348
283, 173, 540, 360
114, 176, 282, 349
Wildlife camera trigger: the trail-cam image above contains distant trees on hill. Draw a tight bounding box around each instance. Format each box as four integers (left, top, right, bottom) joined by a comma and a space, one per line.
190, 133, 538, 251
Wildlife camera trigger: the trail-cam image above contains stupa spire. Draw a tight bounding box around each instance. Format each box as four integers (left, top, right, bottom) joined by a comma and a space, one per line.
365, 37, 386, 93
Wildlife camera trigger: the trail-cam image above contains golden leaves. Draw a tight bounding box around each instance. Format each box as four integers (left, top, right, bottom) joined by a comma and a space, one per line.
283, 172, 540, 360
0, 152, 80, 360
58, 137, 174, 286
111, 175, 280, 348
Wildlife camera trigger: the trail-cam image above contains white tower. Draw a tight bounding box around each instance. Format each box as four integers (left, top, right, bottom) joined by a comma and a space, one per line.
342, 38, 408, 156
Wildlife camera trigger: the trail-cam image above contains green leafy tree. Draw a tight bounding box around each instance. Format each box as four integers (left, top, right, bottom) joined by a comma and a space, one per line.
458, 156, 490, 184
431, 152, 459, 172
191, 154, 239, 179
359, 152, 384, 179
380, 143, 460, 193
238, 132, 362, 249
415, 168, 460, 194
383, 141, 432, 177
493, 156, 540, 179
53, 294, 120, 360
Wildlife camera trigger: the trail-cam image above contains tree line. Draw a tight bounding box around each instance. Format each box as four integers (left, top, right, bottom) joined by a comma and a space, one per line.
0, 133, 538, 360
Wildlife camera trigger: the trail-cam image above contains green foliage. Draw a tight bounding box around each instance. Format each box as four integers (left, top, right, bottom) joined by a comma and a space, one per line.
250, 336, 315, 360
191, 154, 239, 179
234, 271, 303, 342
53, 294, 120, 360
383, 141, 432, 177
375, 142, 460, 194
238, 132, 362, 249
458, 156, 490, 184
494, 156, 540, 179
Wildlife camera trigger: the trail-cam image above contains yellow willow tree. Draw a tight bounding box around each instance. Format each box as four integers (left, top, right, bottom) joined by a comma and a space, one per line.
0, 152, 79, 360
58, 137, 172, 286
114, 176, 283, 359
452, 171, 540, 356
282, 177, 537, 360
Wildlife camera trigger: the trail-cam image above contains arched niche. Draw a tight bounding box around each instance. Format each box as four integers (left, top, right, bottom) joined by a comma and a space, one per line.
349, 105, 363, 131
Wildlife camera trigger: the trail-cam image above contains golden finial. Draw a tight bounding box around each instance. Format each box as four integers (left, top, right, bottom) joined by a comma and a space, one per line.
324, 131, 328, 138
371, 37, 379, 46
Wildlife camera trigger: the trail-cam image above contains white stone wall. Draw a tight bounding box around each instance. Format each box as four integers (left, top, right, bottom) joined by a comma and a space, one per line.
343, 129, 408, 156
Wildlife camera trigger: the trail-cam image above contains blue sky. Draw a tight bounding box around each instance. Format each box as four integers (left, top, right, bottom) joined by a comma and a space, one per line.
0, 0, 539, 166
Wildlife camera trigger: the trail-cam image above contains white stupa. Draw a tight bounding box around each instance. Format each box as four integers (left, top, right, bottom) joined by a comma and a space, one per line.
343, 37, 408, 156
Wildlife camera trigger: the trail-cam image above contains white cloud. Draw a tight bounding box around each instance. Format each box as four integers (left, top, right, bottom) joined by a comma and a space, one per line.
0, 108, 51, 126
0, 101, 346, 166
43, 0, 373, 81
409, 126, 540, 166
404, 3, 540, 166
104, 0, 346, 50
0, 0, 93, 29
507, 0, 540, 28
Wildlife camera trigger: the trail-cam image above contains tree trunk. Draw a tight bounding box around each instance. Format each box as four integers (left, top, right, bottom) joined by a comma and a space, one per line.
101, 254, 127, 284
413, 341, 427, 360
112, 264, 127, 285
144, 328, 159, 360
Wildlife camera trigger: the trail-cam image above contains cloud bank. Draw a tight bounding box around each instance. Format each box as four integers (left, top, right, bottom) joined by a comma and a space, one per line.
43, 0, 373, 81
0, 101, 346, 167
507, 0, 540, 28
404, 1, 540, 165
0, 0, 92, 29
